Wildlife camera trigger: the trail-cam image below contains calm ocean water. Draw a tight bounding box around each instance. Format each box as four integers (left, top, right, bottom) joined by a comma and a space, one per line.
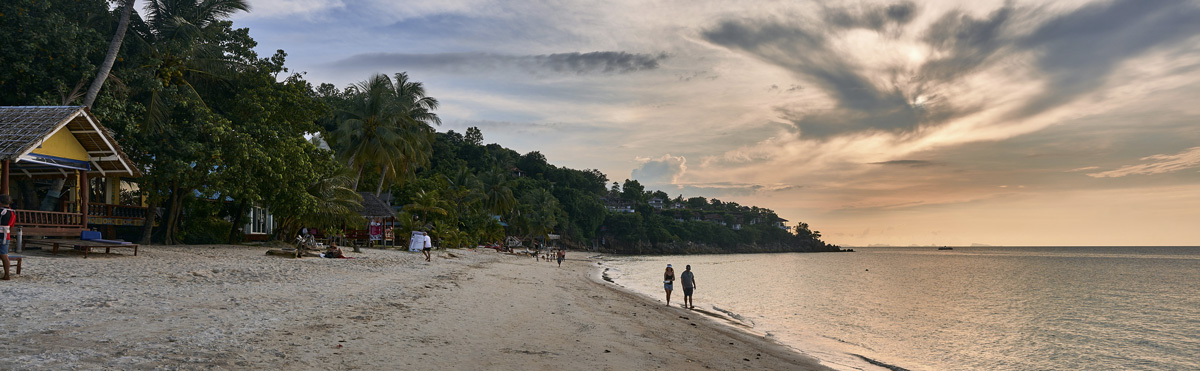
603, 246, 1200, 371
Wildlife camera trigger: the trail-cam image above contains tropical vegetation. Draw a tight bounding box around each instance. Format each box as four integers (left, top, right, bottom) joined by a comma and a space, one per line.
0, 0, 835, 254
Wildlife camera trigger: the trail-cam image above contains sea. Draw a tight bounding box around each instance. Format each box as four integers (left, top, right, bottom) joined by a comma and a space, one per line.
601, 246, 1200, 371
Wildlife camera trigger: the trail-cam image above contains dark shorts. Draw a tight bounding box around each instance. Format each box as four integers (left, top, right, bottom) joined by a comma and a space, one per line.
0, 241, 8, 255
683, 287, 694, 296
423, 247, 431, 252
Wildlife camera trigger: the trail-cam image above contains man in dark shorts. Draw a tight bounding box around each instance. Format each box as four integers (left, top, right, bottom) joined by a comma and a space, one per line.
1, 194, 15, 280
680, 264, 697, 309
421, 232, 432, 262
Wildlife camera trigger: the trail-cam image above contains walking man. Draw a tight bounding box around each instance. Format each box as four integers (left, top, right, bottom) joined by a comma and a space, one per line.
1, 195, 16, 280
556, 249, 565, 267
681, 264, 697, 309
422, 231, 433, 262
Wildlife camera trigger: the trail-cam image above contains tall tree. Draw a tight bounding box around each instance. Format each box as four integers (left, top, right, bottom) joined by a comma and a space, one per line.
83, 0, 135, 107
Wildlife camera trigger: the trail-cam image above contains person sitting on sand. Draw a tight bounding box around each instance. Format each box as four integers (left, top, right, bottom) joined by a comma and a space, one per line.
664, 264, 675, 306
324, 243, 344, 259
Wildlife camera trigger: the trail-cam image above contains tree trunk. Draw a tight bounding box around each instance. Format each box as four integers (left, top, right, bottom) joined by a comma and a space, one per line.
83, 0, 134, 107
375, 164, 389, 196
352, 165, 363, 191
163, 187, 183, 245
140, 198, 158, 244
227, 199, 248, 244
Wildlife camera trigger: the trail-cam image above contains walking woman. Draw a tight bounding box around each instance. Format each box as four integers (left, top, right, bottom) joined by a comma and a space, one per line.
664, 264, 675, 306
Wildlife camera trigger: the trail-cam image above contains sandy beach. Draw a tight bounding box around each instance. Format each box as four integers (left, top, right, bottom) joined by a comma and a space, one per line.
0, 245, 829, 370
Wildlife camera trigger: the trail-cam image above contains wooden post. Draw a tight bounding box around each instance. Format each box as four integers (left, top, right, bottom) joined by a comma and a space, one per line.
1, 159, 9, 195
80, 169, 89, 227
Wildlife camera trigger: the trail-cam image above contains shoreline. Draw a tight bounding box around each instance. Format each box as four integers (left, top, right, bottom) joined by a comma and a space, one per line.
1, 245, 832, 370
596, 252, 912, 371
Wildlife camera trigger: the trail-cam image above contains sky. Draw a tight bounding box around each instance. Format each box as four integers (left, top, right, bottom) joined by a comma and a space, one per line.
219, 0, 1200, 246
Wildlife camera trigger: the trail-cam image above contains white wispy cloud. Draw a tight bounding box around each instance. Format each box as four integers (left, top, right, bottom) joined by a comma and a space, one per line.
1087, 147, 1200, 178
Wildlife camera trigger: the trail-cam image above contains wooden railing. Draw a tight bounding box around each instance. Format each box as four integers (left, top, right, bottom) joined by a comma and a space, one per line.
87, 203, 148, 219
14, 209, 86, 236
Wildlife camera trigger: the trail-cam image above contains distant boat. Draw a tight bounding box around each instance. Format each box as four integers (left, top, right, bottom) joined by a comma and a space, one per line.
938, 247, 953, 250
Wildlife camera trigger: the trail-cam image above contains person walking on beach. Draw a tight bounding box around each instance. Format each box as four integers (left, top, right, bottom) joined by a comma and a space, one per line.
664, 264, 675, 306
421, 232, 433, 262
1, 195, 16, 280
680, 265, 697, 309
556, 249, 565, 267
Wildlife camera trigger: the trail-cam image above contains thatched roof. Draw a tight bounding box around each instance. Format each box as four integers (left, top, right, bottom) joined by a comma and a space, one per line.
358, 192, 396, 218
0, 106, 140, 177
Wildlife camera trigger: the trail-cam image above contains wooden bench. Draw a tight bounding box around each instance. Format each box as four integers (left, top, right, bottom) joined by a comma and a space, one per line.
26, 239, 138, 258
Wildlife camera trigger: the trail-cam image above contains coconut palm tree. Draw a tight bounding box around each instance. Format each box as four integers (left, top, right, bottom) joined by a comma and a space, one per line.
479, 169, 517, 216
374, 72, 439, 195
84, 0, 136, 107
331, 73, 440, 195
132, 0, 251, 132
402, 190, 447, 231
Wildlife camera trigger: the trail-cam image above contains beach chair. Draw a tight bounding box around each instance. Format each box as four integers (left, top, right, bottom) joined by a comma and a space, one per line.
7, 255, 22, 275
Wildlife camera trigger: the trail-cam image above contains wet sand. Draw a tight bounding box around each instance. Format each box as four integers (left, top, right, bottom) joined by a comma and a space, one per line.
0, 245, 830, 370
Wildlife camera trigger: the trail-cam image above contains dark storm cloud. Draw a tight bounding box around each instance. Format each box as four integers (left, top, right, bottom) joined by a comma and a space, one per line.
1013, 0, 1200, 119
331, 51, 667, 75
702, 0, 1200, 139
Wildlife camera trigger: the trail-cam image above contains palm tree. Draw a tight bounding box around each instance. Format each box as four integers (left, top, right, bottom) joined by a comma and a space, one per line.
133, 0, 251, 132
402, 190, 447, 231
84, 0, 136, 107
331, 73, 440, 195
479, 169, 517, 216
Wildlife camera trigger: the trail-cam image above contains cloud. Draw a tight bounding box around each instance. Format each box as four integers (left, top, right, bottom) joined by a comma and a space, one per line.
632, 154, 688, 184
699, 3, 974, 139
329, 51, 667, 75
824, 1, 918, 31
869, 160, 936, 167
918, 5, 1014, 83
1013, 0, 1200, 118
1087, 147, 1200, 178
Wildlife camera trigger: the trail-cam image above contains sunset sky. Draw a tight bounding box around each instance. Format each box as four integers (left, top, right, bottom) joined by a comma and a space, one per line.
224, 0, 1200, 246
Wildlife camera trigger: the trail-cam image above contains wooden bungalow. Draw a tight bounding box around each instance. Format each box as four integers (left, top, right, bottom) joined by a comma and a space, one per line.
0, 106, 142, 240
342, 192, 398, 246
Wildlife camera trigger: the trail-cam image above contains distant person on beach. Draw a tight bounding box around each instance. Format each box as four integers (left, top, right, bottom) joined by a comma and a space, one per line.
324, 243, 344, 258
556, 249, 565, 267
664, 264, 675, 306
680, 265, 696, 309
1, 195, 14, 280
422, 232, 432, 262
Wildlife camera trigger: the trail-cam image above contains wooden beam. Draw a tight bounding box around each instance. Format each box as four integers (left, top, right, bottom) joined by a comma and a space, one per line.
81, 169, 89, 227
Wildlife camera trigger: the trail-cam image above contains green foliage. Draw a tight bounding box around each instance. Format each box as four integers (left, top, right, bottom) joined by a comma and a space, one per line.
3, 0, 833, 253
0, 0, 112, 105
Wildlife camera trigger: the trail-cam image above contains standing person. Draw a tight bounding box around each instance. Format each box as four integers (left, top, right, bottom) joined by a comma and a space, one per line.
680, 265, 697, 309
422, 231, 433, 262
1, 195, 15, 280
663, 264, 675, 306
556, 249, 565, 267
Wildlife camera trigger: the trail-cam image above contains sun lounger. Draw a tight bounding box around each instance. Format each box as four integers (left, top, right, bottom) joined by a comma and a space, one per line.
26, 238, 138, 258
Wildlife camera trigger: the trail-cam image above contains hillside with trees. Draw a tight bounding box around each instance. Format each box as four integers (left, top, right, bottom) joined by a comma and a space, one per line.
1, 0, 837, 254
